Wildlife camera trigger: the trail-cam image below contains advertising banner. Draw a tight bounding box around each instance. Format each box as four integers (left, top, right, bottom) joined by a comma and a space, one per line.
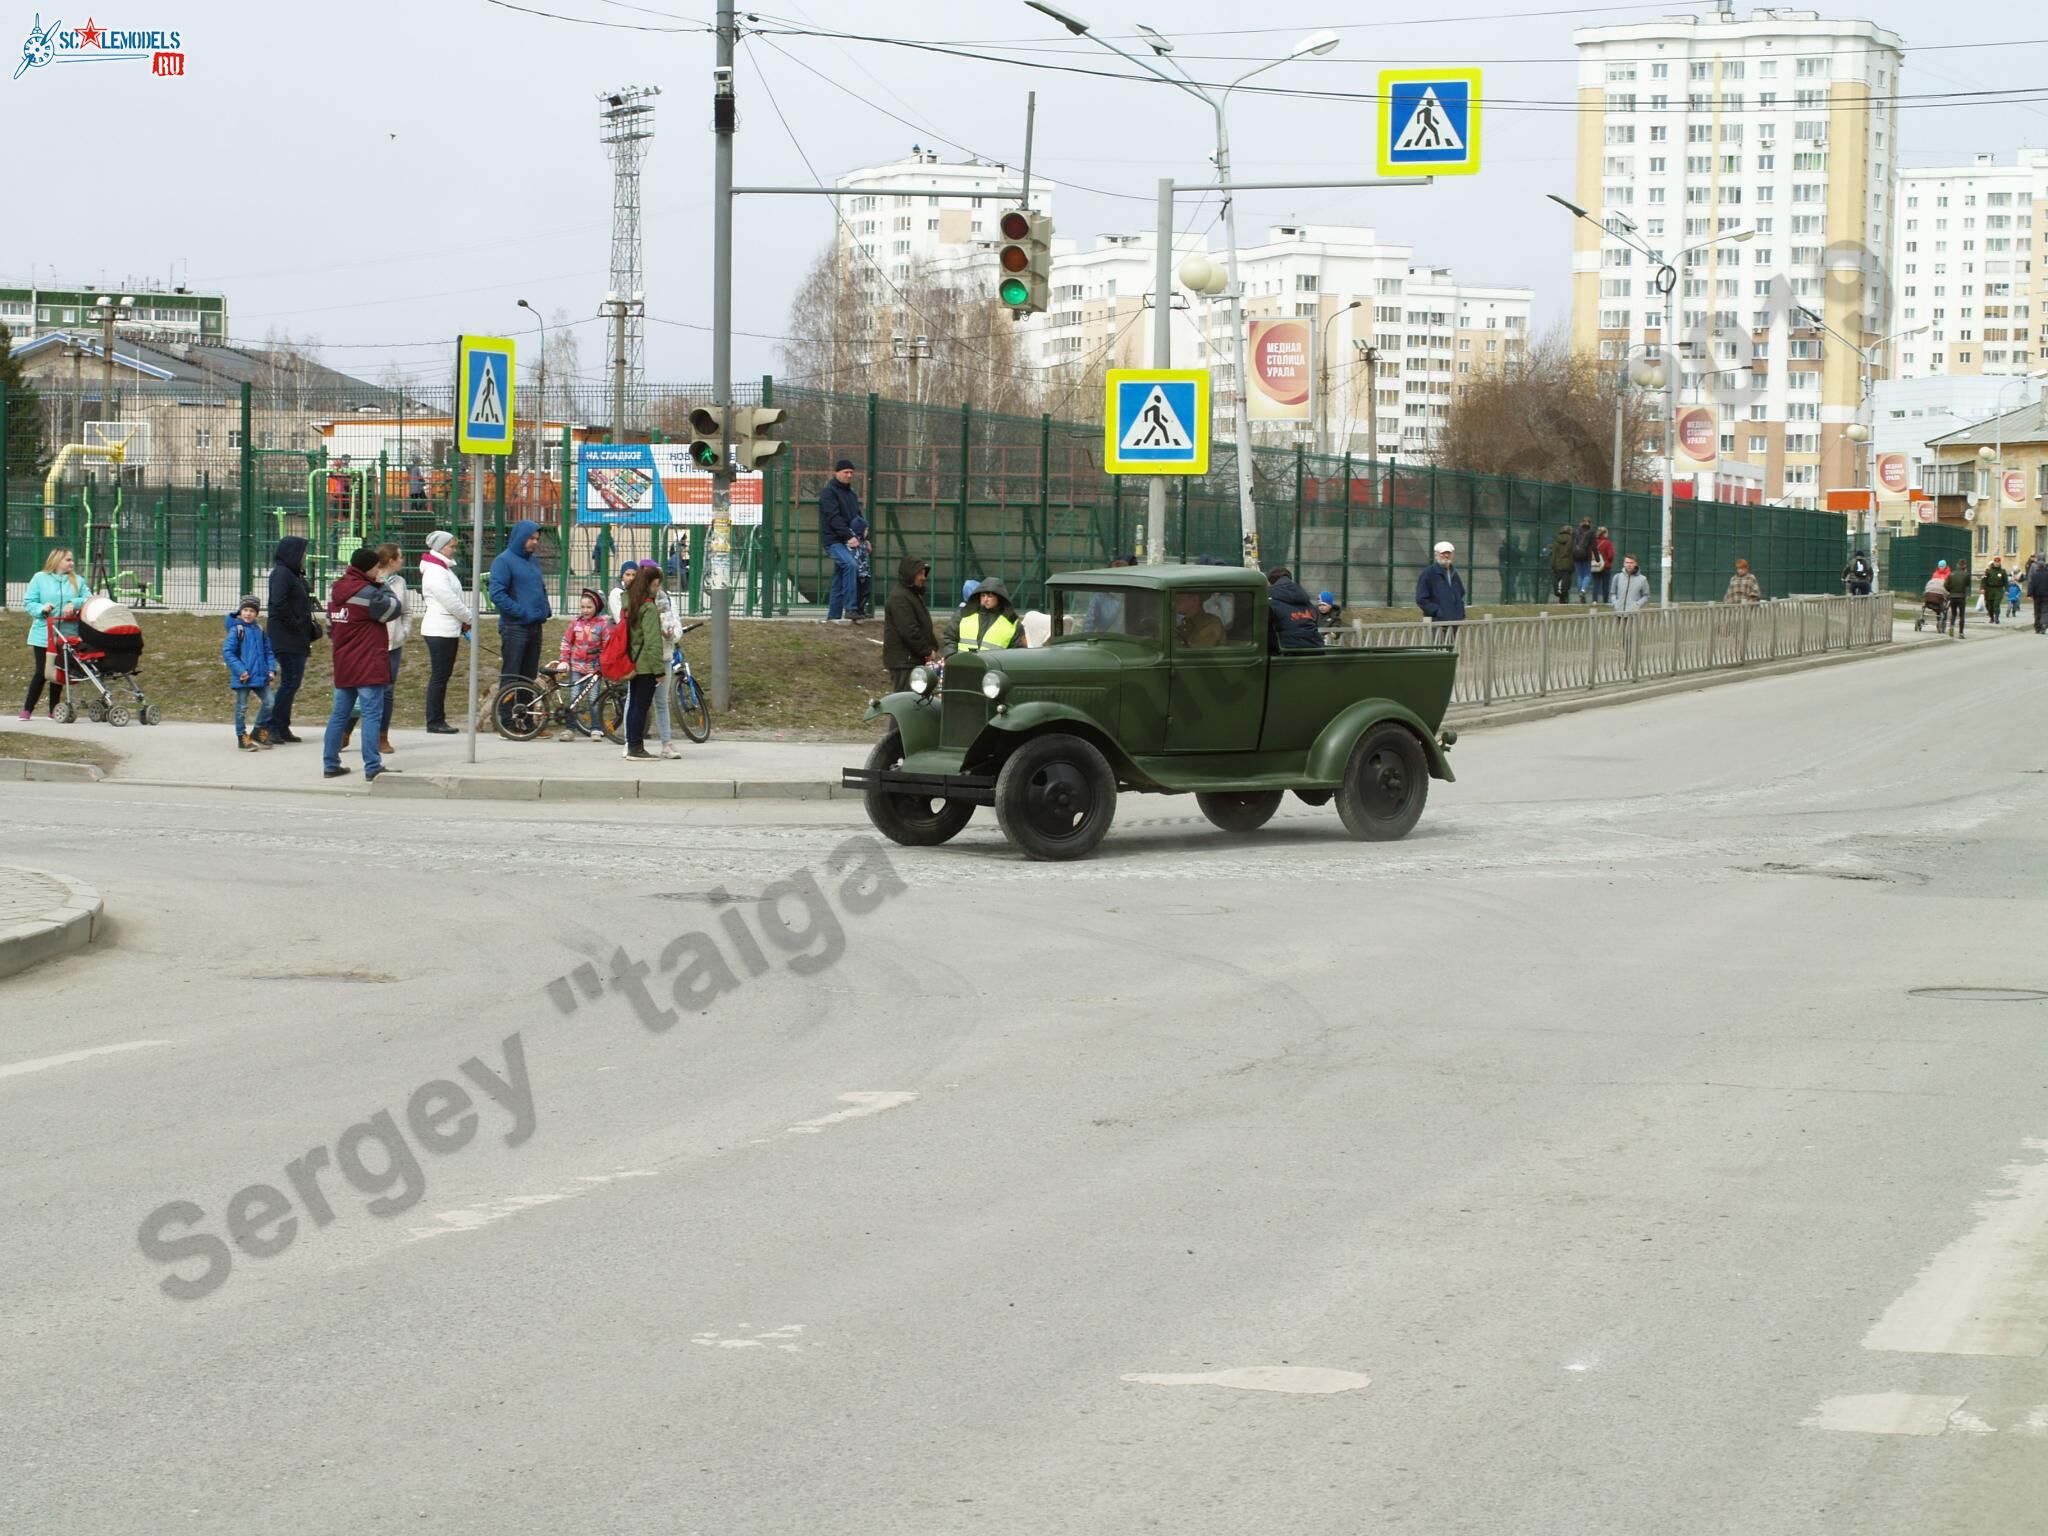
579, 443, 764, 526
1673, 406, 1718, 472
1874, 452, 1911, 506
1246, 319, 1314, 422
2002, 468, 2029, 509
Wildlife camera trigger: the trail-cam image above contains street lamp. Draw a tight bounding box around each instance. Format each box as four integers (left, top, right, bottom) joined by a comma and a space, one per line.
1551, 193, 1749, 605
517, 298, 547, 496
1792, 306, 1926, 579
1026, 2, 1338, 567
1317, 299, 1362, 456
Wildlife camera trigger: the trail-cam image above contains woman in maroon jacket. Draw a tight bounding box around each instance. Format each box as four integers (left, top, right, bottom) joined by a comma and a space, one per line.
322, 548, 402, 781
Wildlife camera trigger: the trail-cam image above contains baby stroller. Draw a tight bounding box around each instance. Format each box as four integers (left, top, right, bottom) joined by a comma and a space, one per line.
47, 595, 161, 726
1913, 586, 1947, 634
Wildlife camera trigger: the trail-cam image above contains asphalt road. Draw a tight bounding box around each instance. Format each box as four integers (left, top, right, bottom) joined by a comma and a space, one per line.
4, 633, 2046, 1535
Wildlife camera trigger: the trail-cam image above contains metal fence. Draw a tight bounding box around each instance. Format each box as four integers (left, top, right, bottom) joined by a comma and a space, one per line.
1336, 593, 1892, 710
4, 372, 1911, 618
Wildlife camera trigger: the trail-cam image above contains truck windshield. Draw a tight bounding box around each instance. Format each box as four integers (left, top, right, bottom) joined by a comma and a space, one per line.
1052, 586, 1159, 641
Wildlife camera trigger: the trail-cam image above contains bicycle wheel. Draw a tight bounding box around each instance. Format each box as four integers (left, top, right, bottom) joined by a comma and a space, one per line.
493, 681, 549, 741
565, 680, 605, 740
672, 667, 711, 743
596, 684, 628, 744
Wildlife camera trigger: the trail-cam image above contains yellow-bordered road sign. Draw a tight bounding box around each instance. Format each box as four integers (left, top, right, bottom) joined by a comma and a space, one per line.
456, 335, 517, 456
1378, 68, 1482, 177
1105, 369, 1210, 475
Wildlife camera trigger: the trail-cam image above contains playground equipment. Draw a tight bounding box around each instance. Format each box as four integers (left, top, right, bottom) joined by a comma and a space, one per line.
80, 478, 163, 608
42, 439, 128, 538
307, 461, 374, 594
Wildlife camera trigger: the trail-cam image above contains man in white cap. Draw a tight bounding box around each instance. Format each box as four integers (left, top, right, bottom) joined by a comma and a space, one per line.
1416, 540, 1467, 640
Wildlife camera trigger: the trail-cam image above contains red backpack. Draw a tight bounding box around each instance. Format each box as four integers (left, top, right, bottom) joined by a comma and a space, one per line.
598, 612, 635, 680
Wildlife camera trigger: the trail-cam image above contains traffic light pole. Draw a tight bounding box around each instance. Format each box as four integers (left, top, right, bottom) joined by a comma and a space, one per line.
1147, 177, 1172, 566
708, 0, 737, 711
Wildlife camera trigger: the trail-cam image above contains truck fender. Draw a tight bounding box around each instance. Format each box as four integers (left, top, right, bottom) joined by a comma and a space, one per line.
974, 703, 1135, 778
1306, 700, 1456, 784
862, 693, 944, 759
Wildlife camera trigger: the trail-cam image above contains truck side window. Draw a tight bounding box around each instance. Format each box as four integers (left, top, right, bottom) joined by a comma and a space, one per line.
1172, 590, 1256, 649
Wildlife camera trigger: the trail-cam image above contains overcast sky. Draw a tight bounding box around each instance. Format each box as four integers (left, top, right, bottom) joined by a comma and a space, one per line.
5, 0, 2045, 391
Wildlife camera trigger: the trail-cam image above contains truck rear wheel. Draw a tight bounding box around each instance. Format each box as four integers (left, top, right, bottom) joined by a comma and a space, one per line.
995, 732, 1117, 861
1196, 790, 1282, 833
863, 728, 974, 847
1336, 723, 1428, 841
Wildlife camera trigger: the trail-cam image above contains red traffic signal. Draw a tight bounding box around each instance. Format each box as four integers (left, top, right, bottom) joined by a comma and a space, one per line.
998, 209, 1032, 241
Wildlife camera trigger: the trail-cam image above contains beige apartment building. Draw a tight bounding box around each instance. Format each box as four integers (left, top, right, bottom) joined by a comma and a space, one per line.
1570, 8, 1904, 508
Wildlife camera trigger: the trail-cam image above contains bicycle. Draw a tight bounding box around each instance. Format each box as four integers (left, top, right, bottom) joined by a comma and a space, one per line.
592, 621, 711, 744
493, 664, 627, 743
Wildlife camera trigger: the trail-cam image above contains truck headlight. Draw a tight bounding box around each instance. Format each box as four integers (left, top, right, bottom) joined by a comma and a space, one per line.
909, 666, 933, 696
981, 669, 1009, 701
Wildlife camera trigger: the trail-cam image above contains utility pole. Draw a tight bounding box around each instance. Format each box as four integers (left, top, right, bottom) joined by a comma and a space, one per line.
95, 295, 133, 437
708, 0, 737, 712
1147, 177, 1173, 564
894, 332, 931, 405
1359, 341, 1380, 500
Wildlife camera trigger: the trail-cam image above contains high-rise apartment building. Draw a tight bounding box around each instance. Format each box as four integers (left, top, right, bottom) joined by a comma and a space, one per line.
1570, 9, 1904, 507
1890, 150, 2045, 381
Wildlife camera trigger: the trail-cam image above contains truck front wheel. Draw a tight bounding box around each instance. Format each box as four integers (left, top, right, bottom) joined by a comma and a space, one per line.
1336, 724, 1428, 841
995, 733, 1117, 861
863, 728, 975, 847
1196, 790, 1283, 833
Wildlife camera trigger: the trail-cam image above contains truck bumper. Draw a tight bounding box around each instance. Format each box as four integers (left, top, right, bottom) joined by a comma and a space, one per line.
841, 765, 999, 806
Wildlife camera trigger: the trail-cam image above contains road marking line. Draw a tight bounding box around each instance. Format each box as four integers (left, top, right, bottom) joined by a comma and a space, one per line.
1863, 1138, 2048, 1358
404, 1168, 656, 1242
786, 1091, 917, 1135
1803, 1393, 1969, 1436
1121, 1366, 1372, 1395
0, 1039, 173, 1082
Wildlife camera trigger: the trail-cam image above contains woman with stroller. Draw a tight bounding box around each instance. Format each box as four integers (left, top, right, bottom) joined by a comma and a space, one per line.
19, 548, 88, 721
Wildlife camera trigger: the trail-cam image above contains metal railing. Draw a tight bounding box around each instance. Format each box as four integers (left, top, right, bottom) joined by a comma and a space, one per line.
1336, 594, 1892, 708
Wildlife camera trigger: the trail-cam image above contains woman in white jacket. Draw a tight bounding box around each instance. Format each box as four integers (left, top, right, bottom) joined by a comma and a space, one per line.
419, 531, 474, 734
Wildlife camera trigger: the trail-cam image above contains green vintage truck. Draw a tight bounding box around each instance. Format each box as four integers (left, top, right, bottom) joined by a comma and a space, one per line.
841, 564, 1458, 861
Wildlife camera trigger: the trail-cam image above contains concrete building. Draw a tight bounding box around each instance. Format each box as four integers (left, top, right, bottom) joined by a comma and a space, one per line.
1872, 373, 2048, 498
0, 279, 226, 346
1569, 8, 1905, 508
1890, 149, 2047, 381
1923, 398, 2048, 565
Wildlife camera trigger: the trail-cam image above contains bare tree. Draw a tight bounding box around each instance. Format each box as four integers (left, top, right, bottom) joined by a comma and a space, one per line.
1434, 328, 1658, 488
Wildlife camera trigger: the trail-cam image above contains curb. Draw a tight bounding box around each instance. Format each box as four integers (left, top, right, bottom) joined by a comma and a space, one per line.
0, 758, 105, 783
367, 774, 850, 802
1444, 636, 1940, 733
0, 868, 105, 981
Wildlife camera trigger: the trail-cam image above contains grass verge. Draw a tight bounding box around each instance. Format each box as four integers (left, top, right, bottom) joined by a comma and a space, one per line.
0, 728, 123, 774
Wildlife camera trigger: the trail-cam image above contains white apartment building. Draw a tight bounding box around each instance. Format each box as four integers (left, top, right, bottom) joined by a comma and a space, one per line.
1026, 223, 1529, 456
1890, 149, 2046, 381
1871, 373, 2048, 491
1570, 9, 1905, 507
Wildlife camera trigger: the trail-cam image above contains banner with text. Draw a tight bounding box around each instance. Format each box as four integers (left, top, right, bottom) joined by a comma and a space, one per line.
1247, 319, 1315, 422
579, 443, 764, 526
1673, 406, 1718, 473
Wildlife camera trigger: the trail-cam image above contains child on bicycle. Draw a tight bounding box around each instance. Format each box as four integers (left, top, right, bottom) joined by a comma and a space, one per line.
555, 587, 613, 741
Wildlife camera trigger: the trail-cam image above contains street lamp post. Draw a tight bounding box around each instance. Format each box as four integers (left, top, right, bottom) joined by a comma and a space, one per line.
517, 298, 547, 512
1795, 306, 1925, 587
1550, 195, 1749, 606
1317, 299, 1362, 457
1611, 342, 1664, 494
1026, 3, 1339, 567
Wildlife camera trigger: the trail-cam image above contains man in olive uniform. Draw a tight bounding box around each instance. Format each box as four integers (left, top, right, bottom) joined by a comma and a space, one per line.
1982, 557, 2007, 626
1172, 590, 1227, 648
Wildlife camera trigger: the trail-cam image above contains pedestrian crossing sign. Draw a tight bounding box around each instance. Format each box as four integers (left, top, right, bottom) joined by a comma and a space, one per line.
1378, 68, 1481, 177
455, 334, 517, 455
1104, 369, 1209, 475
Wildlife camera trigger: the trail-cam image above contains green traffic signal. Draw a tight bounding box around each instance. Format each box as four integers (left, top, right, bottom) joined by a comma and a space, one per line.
688, 439, 721, 468
999, 276, 1030, 306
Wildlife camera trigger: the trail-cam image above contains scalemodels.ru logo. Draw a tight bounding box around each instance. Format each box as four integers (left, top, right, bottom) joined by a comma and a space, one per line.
14, 13, 185, 80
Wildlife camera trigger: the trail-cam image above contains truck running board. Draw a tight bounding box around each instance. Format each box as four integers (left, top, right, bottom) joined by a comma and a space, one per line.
840, 767, 999, 806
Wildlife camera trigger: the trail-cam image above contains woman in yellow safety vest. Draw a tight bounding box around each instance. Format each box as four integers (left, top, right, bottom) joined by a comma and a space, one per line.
950, 577, 1025, 652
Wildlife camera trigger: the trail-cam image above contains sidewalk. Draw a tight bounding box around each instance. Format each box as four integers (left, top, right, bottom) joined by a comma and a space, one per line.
0, 867, 105, 980
0, 619, 2007, 804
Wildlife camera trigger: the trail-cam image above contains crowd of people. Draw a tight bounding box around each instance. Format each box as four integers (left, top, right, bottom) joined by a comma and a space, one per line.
1919, 555, 2048, 637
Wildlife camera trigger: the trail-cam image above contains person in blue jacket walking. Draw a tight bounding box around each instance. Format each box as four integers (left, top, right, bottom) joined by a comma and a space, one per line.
1416, 540, 1468, 638
222, 595, 279, 750
20, 547, 88, 721
488, 519, 554, 687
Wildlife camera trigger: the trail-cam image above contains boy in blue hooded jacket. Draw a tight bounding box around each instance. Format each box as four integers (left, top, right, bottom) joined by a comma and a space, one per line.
222, 595, 279, 750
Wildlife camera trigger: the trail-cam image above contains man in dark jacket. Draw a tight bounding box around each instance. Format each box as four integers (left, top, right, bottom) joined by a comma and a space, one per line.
1982, 558, 2008, 625
1943, 560, 1971, 637
882, 556, 939, 691
322, 548, 402, 781
1416, 541, 1468, 637
1549, 525, 1576, 604
1570, 518, 1596, 602
1266, 567, 1323, 650
264, 536, 320, 744
488, 519, 553, 685
819, 459, 864, 622
2028, 557, 2048, 633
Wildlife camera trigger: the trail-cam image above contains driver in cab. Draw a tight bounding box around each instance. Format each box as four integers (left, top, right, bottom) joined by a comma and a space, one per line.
1173, 590, 1226, 649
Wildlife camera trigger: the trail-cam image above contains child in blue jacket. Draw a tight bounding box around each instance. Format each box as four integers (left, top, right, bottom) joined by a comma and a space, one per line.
222, 596, 279, 750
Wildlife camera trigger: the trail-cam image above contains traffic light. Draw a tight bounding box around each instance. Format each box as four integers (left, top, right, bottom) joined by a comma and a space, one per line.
686, 405, 726, 469
730, 406, 787, 473
996, 208, 1052, 314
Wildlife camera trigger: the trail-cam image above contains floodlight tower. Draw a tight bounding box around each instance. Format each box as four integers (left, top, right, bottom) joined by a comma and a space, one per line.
598, 85, 658, 432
